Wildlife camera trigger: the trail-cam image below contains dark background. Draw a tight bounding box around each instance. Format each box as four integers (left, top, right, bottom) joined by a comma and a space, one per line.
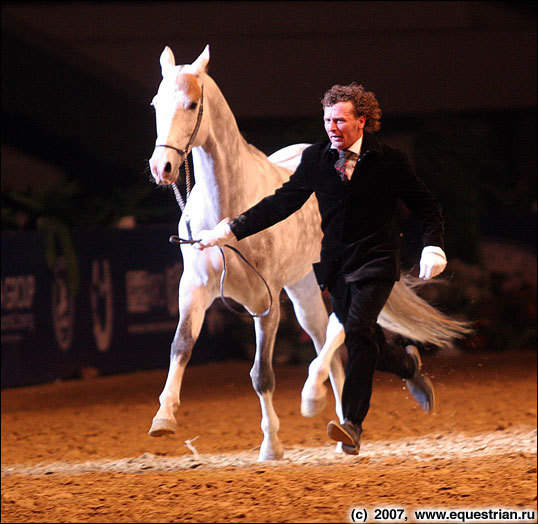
1, 2, 537, 378
2, 2, 536, 194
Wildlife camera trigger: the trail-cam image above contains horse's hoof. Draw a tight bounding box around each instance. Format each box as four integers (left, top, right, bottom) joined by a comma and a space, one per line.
148, 417, 177, 437
258, 441, 284, 461
301, 394, 327, 417
258, 448, 284, 462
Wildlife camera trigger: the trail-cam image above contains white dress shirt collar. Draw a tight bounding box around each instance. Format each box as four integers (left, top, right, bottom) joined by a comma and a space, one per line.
348, 135, 363, 157
330, 135, 363, 156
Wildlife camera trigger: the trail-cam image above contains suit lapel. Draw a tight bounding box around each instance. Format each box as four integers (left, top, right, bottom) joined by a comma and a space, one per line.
350, 132, 382, 181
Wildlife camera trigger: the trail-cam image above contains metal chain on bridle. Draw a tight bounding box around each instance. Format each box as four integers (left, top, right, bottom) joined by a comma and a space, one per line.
156, 86, 272, 318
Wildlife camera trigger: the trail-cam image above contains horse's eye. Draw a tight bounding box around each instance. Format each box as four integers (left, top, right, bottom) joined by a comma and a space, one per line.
189, 102, 198, 110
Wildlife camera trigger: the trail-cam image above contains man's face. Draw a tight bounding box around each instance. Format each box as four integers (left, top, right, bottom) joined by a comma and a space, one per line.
323, 101, 366, 151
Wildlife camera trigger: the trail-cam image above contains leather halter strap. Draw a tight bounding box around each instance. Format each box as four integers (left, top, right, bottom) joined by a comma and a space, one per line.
155, 144, 186, 155
155, 85, 204, 157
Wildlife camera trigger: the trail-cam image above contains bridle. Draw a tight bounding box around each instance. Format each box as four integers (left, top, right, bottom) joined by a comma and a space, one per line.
155, 84, 272, 318
155, 85, 205, 212
155, 84, 205, 158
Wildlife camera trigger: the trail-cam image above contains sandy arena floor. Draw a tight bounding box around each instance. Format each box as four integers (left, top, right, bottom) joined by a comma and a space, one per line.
1, 349, 537, 523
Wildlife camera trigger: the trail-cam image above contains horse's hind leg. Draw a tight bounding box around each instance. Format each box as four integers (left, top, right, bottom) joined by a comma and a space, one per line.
148, 280, 212, 437
250, 301, 284, 461
285, 271, 345, 421
301, 313, 345, 421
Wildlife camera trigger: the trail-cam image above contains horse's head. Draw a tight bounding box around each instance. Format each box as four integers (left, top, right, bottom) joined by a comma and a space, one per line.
149, 45, 209, 185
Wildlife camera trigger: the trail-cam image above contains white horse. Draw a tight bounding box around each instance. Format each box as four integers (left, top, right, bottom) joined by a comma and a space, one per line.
148, 45, 470, 461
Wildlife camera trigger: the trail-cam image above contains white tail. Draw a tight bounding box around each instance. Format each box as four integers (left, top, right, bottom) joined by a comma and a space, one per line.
379, 274, 473, 347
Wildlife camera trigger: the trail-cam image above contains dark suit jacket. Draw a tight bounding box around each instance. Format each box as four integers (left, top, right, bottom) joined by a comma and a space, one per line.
230, 132, 444, 289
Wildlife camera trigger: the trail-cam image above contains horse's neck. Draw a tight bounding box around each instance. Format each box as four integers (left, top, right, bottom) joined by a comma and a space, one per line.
192, 76, 277, 220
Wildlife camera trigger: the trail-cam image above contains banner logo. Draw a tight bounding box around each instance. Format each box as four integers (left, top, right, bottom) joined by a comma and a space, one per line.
90, 259, 114, 352
52, 257, 75, 352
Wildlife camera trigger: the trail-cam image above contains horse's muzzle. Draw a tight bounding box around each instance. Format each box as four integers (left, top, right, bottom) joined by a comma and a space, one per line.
149, 156, 180, 186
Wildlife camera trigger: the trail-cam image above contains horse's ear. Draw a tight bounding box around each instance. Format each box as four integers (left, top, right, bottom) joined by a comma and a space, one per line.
160, 46, 176, 76
191, 45, 210, 75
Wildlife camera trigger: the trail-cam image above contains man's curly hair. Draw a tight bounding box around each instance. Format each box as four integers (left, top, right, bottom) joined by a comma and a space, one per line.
321, 82, 382, 133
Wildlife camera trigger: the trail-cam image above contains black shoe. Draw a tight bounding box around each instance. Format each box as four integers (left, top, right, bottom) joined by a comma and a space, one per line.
405, 345, 435, 413
327, 419, 362, 455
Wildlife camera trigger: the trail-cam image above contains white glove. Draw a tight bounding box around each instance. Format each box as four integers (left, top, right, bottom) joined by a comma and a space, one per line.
419, 246, 447, 280
193, 218, 234, 250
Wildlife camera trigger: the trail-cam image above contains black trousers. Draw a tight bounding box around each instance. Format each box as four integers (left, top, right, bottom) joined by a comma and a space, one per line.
329, 275, 416, 425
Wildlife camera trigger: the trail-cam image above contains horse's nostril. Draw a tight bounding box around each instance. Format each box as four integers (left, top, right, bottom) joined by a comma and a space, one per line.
164, 162, 172, 173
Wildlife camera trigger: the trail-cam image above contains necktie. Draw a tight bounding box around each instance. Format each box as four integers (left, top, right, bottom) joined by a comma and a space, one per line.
334, 149, 352, 181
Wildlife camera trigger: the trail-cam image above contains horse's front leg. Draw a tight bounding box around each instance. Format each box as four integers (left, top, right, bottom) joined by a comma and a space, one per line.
301, 312, 346, 421
148, 277, 212, 437
250, 302, 283, 461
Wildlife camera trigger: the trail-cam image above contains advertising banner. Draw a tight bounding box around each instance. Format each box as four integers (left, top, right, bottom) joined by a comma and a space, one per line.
1, 225, 209, 388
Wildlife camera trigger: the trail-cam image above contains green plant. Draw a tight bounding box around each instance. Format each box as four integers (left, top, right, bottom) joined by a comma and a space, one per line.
2, 181, 82, 297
